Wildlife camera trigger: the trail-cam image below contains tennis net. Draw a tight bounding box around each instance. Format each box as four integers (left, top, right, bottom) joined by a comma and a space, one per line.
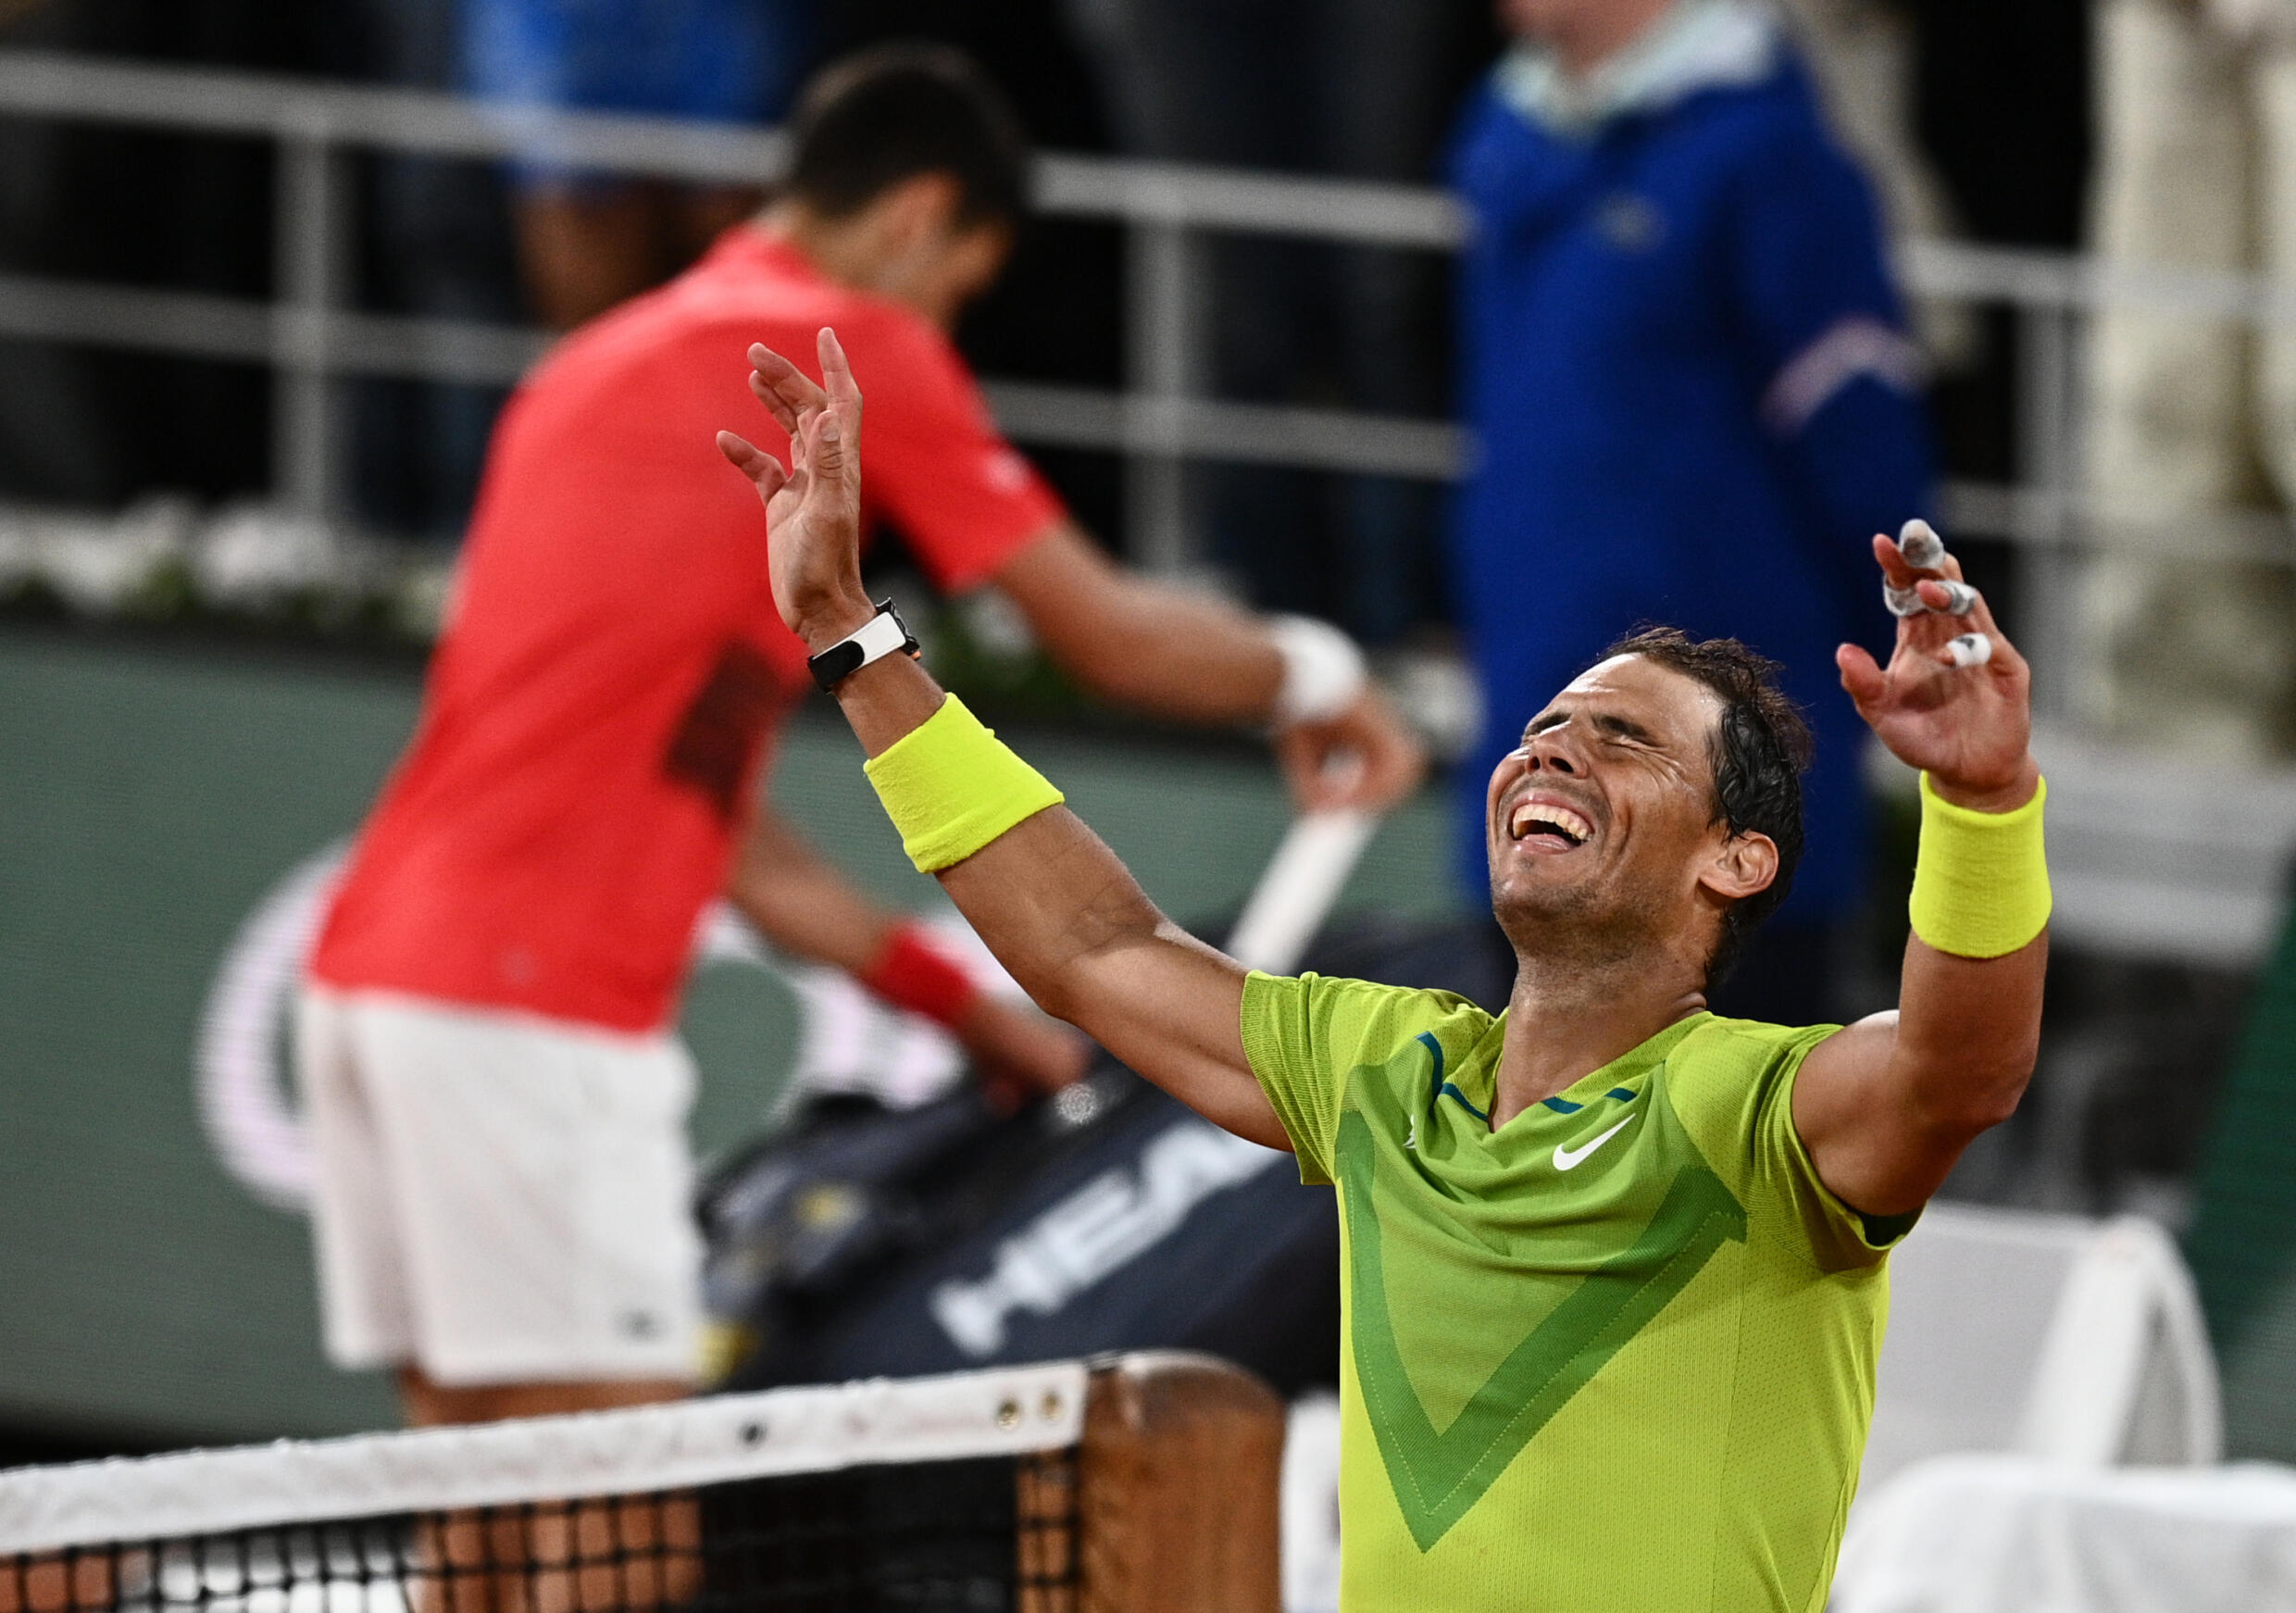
0, 1354, 1284, 1613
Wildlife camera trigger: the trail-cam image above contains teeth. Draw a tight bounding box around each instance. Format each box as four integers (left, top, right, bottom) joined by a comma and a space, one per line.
1509, 800, 1591, 844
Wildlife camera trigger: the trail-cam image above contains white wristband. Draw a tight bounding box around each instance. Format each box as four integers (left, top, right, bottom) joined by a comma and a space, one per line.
1267, 614, 1368, 726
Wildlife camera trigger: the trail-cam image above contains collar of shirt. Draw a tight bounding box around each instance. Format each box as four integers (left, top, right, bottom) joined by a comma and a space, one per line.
1494, 0, 1778, 138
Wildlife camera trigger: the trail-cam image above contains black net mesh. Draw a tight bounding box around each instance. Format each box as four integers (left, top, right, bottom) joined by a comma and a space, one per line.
1, 1450, 1079, 1613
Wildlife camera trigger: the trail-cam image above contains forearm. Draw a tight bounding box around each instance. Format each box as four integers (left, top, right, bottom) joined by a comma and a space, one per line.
996, 525, 1282, 724
1799, 760, 2049, 1214
1889, 930, 2047, 1134
725, 807, 897, 975
1888, 760, 2048, 1131
1060, 578, 1280, 722
828, 640, 1175, 1002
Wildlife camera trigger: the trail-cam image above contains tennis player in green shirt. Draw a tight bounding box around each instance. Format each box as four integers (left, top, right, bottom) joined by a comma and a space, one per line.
718, 331, 2050, 1612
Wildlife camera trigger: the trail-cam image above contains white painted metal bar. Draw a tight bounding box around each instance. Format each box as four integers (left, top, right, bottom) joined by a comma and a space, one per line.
0, 49, 1454, 246
1127, 218, 1200, 573
272, 120, 347, 519
2015, 306, 2082, 720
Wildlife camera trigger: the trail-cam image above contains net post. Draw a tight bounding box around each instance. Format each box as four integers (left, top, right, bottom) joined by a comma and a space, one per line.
1078, 1352, 1284, 1613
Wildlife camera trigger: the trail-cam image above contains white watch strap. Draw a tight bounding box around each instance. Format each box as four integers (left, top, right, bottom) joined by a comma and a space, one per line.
839, 607, 912, 670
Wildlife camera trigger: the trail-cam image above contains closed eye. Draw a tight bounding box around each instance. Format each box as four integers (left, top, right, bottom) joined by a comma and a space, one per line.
1521, 708, 1663, 748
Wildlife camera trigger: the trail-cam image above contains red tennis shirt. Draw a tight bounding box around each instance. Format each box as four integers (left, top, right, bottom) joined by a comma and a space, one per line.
309, 228, 1065, 1032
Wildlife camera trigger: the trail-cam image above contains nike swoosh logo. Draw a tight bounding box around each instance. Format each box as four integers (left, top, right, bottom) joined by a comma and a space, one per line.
1554, 1113, 1636, 1171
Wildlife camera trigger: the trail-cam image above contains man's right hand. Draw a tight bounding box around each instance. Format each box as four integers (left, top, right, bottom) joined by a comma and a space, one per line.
722, 340, 1287, 1153
1276, 687, 1426, 813
718, 329, 875, 651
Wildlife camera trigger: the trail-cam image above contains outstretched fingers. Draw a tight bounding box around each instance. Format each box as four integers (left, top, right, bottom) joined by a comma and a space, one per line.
1871, 528, 2015, 671
817, 328, 862, 448
746, 343, 827, 434
799, 327, 861, 489
717, 431, 789, 503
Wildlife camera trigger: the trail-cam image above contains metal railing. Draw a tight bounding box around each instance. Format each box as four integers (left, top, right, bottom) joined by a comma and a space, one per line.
0, 47, 1467, 574
2, 49, 2295, 689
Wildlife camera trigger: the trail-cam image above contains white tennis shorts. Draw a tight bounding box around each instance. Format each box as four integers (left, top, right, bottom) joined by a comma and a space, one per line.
294, 986, 704, 1386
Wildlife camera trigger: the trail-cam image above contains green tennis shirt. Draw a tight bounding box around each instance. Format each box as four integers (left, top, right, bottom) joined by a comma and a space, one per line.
1241, 972, 1909, 1613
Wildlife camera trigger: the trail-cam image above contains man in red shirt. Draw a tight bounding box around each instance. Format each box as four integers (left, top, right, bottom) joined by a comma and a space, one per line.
298, 44, 1424, 1430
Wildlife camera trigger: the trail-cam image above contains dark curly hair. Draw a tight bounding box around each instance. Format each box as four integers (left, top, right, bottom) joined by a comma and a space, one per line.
1591, 627, 1813, 982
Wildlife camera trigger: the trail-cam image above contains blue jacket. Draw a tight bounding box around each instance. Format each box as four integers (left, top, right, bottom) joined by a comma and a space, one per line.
1446, 43, 1932, 924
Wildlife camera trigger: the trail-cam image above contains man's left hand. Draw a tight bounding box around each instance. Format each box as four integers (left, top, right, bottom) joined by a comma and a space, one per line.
1835, 532, 2039, 812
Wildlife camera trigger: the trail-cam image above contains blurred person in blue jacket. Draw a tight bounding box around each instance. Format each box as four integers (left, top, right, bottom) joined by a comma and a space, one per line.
1448, 0, 1934, 1023
466, 0, 814, 329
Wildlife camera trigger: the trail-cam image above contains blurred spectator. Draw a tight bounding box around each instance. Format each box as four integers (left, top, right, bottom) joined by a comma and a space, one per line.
0, 0, 331, 508
0, 0, 116, 505
1447, 0, 1933, 1023
464, 0, 816, 330
1776, 0, 1975, 367
2081, 0, 2296, 763
1058, 0, 1479, 645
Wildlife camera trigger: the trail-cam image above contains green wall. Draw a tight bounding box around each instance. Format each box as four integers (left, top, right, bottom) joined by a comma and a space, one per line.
0, 628, 1460, 1446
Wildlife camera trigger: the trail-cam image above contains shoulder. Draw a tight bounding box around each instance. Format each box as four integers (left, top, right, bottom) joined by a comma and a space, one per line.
844, 309, 985, 428
1661, 1014, 1839, 1138
1673, 62, 1867, 199
1243, 970, 1492, 1075
1672, 1013, 1839, 1082
1447, 74, 1565, 202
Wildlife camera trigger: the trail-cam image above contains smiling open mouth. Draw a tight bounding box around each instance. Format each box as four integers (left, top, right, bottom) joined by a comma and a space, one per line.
1508, 800, 1591, 847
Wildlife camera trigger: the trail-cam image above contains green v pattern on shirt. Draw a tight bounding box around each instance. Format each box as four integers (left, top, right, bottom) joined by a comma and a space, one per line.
1339, 1107, 1749, 1551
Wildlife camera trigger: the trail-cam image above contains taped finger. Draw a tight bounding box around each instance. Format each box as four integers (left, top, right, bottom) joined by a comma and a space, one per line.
1933, 580, 1979, 616
1885, 582, 1927, 618
1899, 518, 1947, 570
1946, 632, 1993, 669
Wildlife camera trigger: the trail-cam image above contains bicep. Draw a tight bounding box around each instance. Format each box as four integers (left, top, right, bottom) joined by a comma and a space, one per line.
1790, 1013, 1943, 1219
930, 806, 1284, 1147
1065, 923, 1285, 1149
1792, 929, 2047, 1217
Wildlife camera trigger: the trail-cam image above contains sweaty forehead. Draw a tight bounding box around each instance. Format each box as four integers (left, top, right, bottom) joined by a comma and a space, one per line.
1543, 655, 1724, 740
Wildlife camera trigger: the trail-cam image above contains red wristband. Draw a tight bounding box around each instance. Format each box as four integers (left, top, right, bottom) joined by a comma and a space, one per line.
858, 923, 980, 1030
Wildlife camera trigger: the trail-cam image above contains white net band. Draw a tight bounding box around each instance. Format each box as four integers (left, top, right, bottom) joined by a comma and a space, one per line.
0, 1361, 1086, 1556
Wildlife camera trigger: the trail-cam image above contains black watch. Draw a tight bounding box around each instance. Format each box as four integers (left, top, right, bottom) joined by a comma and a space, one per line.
806, 598, 920, 692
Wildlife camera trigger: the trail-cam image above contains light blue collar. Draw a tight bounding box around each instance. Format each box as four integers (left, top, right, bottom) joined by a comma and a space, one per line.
1495, 0, 1779, 137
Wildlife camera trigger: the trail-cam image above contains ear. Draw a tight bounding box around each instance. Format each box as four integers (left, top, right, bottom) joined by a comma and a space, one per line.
880, 171, 965, 244
1696, 829, 1778, 906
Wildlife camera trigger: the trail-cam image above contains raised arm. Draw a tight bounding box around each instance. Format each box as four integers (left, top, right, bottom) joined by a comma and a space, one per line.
740, 341, 1425, 816
718, 331, 1285, 1148
1791, 530, 2047, 1217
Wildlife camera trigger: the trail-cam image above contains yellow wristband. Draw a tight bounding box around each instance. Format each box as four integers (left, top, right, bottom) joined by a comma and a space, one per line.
863, 694, 1065, 873
1907, 771, 2052, 958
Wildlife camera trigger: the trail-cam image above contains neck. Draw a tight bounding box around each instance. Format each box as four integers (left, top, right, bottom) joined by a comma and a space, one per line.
755, 202, 956, 328
1490, 942, 1707, 1128
1544, 0, 1679, 79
